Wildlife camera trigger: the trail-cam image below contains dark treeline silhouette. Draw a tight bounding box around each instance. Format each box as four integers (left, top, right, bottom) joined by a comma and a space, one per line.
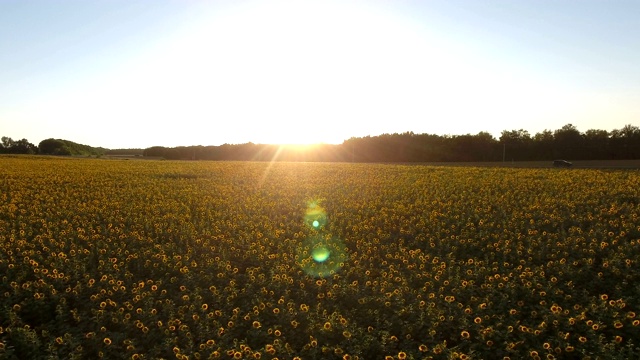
104, 148, 145, 156
0, 137, 106, 156
0, 136, 38, 154
142, 123, 640, 162
3, 123, 639, 161
143, 143, 350, 161
38, 138, 106, 156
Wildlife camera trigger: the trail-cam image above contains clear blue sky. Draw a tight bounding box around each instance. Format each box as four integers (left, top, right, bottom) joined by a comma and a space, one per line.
1, 0, 639, 148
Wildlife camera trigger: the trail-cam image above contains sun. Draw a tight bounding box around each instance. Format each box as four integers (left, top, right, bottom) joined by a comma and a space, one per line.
251, 128, 344, 147
44, 0, 454, 148
151, 0, 412, 147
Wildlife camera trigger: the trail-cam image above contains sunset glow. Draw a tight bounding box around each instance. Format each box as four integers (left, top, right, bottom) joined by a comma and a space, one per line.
1, 0, 639, 148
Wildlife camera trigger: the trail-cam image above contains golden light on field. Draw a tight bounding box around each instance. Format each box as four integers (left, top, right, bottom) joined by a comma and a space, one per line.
1, 156, 640, 358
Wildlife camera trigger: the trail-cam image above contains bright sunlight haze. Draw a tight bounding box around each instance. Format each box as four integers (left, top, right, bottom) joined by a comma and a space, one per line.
1, 0, 639, 149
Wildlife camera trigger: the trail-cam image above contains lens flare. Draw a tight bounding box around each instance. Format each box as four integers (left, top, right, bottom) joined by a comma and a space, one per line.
297, 199, 347, 277
311, 246, 330, 262
296, 234, 347, 278
304, 200, 327, 229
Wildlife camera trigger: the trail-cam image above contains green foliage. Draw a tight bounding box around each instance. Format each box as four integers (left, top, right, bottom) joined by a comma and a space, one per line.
38, 138, 106, 156
142, 123, 640, 161
0, 137, 37, 154
0, 158, 639, 359
38, 138, 71, 155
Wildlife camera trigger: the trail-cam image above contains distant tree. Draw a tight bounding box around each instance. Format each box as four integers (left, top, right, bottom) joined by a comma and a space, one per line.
139, 125, 640, 163
1, 136, 15, 150
611, 124, 640, 159
500, 129, 531, 143
0, 137, 37, 154
553, 124, 584, 159
142, 146, 167, 158
583, 129, 610, 159
12, 139, 38, 154
500, 129, 533, 160
39, 139, 71, 155
534, 129, 554, 142
451, 134, 476, 161
105, 148, 144, 156
472, 131, 498, 161
531, 130, 553, 160
415, 133, 447, 161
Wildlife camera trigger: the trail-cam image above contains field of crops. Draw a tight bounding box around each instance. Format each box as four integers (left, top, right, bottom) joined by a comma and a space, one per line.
1, 156, 639, 359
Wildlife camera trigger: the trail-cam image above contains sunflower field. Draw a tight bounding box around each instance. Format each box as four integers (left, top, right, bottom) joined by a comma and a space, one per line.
1, 156, 639, 359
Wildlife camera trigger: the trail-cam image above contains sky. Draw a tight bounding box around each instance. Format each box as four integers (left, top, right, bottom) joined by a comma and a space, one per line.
1, 0, 639, 149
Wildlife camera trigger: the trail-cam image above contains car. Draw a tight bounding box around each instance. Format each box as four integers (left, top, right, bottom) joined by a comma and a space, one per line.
553, 159, 573, 168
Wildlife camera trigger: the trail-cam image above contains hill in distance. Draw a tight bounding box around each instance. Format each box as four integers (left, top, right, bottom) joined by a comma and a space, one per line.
38, 138, 108, 156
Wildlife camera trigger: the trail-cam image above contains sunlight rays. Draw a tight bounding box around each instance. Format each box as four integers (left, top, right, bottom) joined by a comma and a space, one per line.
257, 144, 286, 189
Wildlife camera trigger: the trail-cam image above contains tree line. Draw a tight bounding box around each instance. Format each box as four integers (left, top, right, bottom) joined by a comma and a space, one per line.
3, 123, 639, 161
0, 137, 105, 156
143, 123, 640, 162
